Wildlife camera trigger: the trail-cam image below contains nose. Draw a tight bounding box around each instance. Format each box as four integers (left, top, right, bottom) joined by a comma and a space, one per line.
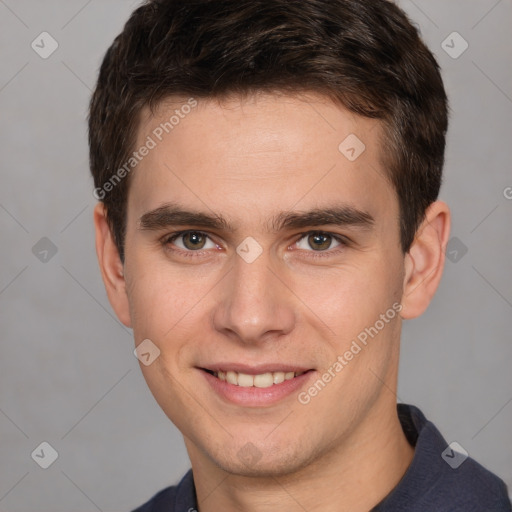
212, 246, 296, 345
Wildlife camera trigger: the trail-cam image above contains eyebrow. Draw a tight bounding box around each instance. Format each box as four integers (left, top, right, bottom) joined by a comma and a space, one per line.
138, 203, 374, 233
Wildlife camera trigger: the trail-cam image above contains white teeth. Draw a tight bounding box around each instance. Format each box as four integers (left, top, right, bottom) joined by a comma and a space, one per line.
212, 369, 305, 387
253, 373, 274, 388
273, 371, 285, 384
226, 371, 237, 385
237, 373, 254, 387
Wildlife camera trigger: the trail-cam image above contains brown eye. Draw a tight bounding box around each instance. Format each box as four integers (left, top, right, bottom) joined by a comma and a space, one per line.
181, 232, 207, 250
307, 232, 334, 251
294, 231, 346, 255
165, 231, 216, 251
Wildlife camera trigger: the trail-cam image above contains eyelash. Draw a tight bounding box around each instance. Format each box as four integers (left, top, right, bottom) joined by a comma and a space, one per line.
161, 230, 350, 259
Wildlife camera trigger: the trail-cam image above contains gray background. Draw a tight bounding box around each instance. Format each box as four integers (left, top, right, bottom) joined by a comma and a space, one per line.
0, 0, 511, 510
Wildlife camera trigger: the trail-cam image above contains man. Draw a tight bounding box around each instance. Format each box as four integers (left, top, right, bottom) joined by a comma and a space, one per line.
89, 0, 511, 510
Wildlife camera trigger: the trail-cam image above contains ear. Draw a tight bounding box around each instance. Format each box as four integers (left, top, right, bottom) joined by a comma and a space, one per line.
93, 202, 132, 327
400, 200, 451, 319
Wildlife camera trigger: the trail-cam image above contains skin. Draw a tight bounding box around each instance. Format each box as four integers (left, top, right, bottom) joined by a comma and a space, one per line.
94, 92, 450, 512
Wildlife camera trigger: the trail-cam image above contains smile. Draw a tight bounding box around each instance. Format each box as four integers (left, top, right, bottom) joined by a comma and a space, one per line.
204, 369, 307, 388
200, 366, 315, 406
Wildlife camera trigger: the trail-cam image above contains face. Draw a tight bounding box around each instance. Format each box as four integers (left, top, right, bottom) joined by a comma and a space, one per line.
121, 93, 407, 476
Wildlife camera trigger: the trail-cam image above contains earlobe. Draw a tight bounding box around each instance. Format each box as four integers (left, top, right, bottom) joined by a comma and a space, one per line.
400, 201, 451, 319
93, 202, 132, 327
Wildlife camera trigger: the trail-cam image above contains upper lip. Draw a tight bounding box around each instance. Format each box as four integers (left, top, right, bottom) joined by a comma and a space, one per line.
200, 363, 314, 375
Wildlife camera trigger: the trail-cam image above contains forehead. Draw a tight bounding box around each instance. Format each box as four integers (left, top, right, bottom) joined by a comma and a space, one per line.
128, 93, 397, 230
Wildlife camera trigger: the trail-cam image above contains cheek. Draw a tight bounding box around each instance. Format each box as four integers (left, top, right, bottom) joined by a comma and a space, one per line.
125, 258, 205, 342
296, 256, 402, 345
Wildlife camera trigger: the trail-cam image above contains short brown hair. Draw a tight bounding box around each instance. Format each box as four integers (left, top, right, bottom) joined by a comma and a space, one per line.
89, 0, 448, 261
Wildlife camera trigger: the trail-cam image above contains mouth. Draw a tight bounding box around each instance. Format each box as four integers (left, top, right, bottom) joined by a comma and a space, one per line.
201, 368, 310, 388
199, 365, 315, 406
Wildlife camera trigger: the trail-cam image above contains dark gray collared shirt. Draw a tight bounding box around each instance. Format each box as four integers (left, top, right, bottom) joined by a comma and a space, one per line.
132, 404, 511, 512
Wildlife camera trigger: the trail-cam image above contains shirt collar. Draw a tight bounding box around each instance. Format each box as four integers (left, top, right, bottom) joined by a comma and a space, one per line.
174, 404, 445, 511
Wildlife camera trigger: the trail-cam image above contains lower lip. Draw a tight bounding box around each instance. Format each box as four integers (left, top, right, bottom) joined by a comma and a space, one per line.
201, 369, 315, 407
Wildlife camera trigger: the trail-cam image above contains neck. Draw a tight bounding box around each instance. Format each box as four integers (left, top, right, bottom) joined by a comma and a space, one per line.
187, 398, 414, 512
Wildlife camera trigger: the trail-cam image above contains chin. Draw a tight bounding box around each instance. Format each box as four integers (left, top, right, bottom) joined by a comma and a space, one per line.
206, 439, 318, 479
